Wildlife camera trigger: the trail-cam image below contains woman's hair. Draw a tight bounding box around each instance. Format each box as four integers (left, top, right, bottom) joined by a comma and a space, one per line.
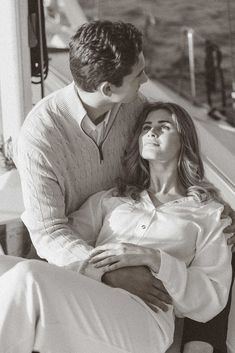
69, 20, 142, 92
116, 101, 218, 202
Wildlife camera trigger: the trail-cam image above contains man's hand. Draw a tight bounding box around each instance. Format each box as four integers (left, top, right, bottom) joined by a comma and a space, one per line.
102, 266, 172, 313
223, 204, 235, 251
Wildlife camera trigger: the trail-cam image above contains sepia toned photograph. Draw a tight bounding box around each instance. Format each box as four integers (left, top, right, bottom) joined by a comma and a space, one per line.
0, 1, 235, 352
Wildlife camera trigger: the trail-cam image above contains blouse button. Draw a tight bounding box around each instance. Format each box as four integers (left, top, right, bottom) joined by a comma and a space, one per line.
141, 225, 146, 229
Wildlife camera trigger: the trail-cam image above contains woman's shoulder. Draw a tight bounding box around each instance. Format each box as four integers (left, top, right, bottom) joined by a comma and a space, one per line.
177, 196, 225, 215
183, 197, 227, 224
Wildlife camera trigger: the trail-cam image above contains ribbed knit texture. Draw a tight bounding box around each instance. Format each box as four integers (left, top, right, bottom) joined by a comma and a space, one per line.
16, 83, 145, 265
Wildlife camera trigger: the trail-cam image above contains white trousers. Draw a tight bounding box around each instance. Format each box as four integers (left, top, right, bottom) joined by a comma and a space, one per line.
0, 255, 174, 353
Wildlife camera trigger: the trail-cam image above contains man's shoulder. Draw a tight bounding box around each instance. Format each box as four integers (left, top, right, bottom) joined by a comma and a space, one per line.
20, 84, 75, 135
27, 84, 71, 119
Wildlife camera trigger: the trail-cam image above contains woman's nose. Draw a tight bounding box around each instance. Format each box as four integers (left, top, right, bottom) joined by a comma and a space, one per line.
147, 127, 160, 137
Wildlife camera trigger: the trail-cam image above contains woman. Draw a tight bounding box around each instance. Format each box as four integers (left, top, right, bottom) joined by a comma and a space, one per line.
0, 102, 232, 353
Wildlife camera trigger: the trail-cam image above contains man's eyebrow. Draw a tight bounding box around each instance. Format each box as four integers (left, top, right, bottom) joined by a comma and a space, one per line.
158, 120, 172, 124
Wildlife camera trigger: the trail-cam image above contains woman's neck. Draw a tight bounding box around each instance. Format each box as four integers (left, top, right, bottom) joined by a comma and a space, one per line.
148, 162, 185, 200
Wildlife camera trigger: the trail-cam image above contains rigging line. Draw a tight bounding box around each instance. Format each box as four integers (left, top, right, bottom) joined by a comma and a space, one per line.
226, 0, 235, 83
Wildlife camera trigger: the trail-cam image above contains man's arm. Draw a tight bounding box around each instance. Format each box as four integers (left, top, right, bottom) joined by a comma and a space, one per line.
17, 142, 95, 268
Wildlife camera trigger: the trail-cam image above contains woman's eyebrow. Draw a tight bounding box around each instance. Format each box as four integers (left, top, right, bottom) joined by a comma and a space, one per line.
143, 120, 172, 125
158, 120, 172, 124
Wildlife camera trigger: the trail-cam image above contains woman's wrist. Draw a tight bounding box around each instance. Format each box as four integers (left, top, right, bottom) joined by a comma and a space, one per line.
145, 248, 161, 274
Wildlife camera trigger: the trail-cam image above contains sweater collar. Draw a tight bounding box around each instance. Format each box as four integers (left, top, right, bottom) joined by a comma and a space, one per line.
57, 82, 87, 127
57, 82, 121, 128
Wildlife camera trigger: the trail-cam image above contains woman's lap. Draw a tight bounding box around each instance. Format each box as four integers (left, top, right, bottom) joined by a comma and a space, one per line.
0, 255, 174, 353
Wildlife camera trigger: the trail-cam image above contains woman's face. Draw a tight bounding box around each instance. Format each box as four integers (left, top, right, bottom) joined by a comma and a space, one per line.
139, 109, 181, 163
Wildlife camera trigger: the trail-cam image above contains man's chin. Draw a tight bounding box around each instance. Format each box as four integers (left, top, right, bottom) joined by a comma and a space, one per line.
122, 94, 138, 104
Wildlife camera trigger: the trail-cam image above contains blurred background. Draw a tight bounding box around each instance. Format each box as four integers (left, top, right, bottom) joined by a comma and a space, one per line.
44, 0, 235, 125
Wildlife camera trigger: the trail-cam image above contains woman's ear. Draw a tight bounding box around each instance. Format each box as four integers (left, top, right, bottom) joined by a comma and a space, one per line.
100, 82, 112, 97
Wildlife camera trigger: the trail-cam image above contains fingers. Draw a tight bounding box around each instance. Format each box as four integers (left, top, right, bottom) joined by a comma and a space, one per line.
227, 235, 235, 252
151, 286, 172, 305
90, 244, 118, 256
146, 293, 170, 312
221, 204, 231, 218
89, 251, 114, 264
225, 224, 235, 233
227, 233, 235, 246
146, 303, 158, 313
89, 248, 109, 258
152, 279, 172, 304
222, 205, 235, 234
92, 256, 118, 268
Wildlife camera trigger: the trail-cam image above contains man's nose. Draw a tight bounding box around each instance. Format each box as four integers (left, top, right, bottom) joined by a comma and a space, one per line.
140, 71, 148, 85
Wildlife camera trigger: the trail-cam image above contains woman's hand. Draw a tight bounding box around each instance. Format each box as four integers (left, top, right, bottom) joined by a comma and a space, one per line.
88, 243, 161, 274
223, 204, 235, 252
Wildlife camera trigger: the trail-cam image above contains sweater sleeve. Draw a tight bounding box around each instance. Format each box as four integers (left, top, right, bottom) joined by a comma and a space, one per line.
17, 132, 103, 270
156, 201, 232, 322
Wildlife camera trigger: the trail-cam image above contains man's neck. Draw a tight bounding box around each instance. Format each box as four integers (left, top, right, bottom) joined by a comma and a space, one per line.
75, 85, 114, 123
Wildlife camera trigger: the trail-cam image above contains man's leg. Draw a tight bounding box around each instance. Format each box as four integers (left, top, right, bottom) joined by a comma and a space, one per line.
0, 256, 174, 353
182, 254, 235, 353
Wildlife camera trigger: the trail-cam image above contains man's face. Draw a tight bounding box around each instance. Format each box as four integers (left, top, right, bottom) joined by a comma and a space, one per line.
110, 52, 148, 103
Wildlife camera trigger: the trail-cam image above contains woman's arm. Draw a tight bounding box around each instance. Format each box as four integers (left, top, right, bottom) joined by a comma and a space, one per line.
155, 202, 232, 322
89, 242, 161, 272
89, 201, 232, 322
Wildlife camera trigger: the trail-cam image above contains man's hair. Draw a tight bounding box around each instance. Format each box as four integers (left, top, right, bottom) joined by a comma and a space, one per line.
69, 20, 142, 92
116, 101, 218, 202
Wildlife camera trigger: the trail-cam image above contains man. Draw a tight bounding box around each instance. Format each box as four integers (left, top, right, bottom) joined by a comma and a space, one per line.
17, 20, 235, 353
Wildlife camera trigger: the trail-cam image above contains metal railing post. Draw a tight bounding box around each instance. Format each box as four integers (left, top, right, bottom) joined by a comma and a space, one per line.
187, 28, 197, 102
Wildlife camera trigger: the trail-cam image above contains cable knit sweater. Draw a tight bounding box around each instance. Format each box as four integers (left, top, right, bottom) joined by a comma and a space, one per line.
17, 82, 145, 266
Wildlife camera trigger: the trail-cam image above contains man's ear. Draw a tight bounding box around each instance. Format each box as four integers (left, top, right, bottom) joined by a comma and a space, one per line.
99, 82, 113, 97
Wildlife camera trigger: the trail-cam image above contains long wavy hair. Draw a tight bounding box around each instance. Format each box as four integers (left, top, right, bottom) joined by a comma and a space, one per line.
116, 102, 218, 202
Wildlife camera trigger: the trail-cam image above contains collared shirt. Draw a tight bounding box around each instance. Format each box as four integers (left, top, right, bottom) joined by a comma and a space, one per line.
81, 104, 121, 146
68, 188, 232, 323
73, 83, 121, 146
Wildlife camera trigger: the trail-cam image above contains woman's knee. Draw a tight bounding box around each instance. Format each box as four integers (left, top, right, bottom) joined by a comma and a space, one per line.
0, 255, 26, 276
13, 259, 45, 284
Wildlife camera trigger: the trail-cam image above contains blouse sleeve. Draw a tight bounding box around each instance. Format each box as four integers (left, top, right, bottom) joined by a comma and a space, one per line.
156, 201, 232, 322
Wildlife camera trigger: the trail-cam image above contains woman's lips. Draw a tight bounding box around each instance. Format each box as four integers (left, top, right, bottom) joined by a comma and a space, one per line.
144, 141, 160, 147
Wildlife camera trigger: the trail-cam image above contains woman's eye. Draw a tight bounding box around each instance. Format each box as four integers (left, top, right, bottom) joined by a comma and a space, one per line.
142, 126, 150, 131
161, 125, 170, 130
